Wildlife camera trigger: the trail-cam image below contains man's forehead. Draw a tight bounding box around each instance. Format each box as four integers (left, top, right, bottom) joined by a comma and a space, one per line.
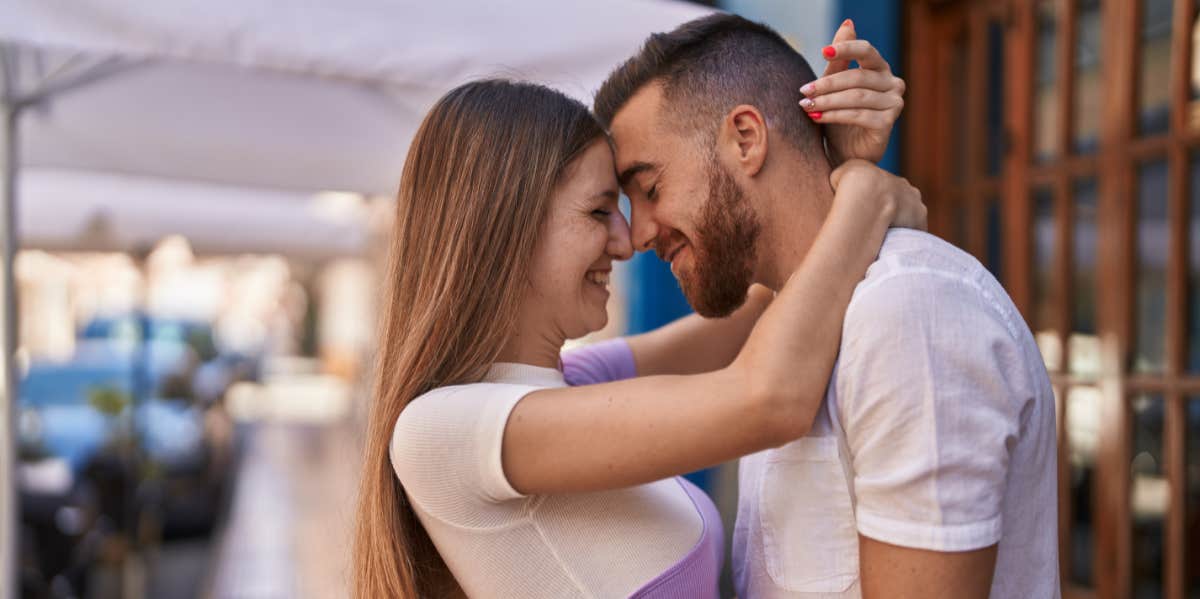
608, 82, 667, 177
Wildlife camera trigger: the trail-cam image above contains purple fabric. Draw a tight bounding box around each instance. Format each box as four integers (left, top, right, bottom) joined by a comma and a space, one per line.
561, 338, 638, 385
628, 477, 724, 599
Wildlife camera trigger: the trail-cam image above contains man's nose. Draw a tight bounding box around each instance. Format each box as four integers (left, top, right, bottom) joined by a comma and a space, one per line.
629, 199, 659, 253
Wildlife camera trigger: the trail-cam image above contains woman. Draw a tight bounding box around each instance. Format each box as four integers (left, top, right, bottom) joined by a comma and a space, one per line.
354, 53, 918, 599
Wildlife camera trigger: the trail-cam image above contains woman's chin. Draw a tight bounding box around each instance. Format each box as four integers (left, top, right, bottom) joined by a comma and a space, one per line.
583, 310, 609, 335
560, 308, 608, 341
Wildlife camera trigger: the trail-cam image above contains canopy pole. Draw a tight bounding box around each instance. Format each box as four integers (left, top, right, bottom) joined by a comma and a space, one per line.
0, 46, 144, 597
0, 46, 20, 599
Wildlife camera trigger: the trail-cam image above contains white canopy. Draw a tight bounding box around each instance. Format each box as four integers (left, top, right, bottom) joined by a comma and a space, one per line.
0, 1, 715, 593
0, 0, 714, 256
2, 0, 711, 196
19, 168, 375, 258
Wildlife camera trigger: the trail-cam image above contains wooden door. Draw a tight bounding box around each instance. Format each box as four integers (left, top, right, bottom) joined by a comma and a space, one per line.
905, 1, 1200, 597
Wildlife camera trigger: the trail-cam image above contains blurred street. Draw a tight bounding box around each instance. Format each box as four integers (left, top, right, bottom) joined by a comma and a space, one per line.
208, 417, 360, 599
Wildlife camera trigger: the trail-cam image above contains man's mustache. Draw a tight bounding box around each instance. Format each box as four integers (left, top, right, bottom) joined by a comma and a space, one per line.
653, 232, 688, 262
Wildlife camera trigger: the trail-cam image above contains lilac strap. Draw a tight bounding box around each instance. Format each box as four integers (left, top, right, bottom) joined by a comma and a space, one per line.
628, 477, 724, 599
561, 338, 637, 386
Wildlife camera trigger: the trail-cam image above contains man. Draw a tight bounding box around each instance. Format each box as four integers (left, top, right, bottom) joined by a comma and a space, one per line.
594, 14, 1059, 599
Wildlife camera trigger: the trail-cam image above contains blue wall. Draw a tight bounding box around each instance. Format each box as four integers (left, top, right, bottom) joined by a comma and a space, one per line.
836, 0, 903, 174
624, 251, 693, 336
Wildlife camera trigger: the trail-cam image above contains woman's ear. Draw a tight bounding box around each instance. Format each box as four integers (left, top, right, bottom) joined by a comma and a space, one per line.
717, 104, 768, 177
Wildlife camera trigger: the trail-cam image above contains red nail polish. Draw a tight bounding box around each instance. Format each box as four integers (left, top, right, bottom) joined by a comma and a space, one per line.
843, 19, 853, 28
809, 112, 822, 120
822, 45, 836, 59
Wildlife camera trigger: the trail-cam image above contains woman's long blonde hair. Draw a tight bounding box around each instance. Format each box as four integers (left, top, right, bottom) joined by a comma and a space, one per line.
352, 80, 605, 598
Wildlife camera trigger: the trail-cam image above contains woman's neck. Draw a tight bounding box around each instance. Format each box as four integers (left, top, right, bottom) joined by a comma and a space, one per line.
496, 326, 564, 369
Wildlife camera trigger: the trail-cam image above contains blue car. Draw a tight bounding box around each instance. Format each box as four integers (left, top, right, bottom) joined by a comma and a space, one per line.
19, 316, 249, 586
18, 339, 206, 477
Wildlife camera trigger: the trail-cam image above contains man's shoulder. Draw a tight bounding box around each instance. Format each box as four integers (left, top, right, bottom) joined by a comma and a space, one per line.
830, 232, 1051, 433
843, 230, 1025, 343
857, 230, 984, 289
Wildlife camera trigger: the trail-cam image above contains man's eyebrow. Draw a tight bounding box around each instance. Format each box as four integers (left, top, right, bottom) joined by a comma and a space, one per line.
617, 161, 657, 187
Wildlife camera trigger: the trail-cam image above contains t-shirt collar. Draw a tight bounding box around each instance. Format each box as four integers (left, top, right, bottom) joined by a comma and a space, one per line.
484, 362, 567, 387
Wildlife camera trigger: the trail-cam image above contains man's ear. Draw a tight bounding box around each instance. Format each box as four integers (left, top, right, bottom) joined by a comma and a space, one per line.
718, 104, 768, 177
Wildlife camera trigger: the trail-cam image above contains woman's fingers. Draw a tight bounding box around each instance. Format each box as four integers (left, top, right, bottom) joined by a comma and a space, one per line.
808, 108, 896, 131
823, 39, 890, 72
895, 181, 928, 230
822, 19, 858, 78
829, 161, 926, 229
802, 68, 902, 98
800, 88, 902, 113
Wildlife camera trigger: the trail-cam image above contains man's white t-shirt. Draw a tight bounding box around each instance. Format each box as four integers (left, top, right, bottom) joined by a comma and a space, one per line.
733, 230, 1060, 598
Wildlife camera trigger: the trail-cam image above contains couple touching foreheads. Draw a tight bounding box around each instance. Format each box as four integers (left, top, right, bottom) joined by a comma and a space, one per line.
354, 13, 1059, 599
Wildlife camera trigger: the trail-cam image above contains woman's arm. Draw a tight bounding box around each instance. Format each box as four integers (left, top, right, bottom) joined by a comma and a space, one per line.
622, 284, 773, 377
503, 161, 924, 495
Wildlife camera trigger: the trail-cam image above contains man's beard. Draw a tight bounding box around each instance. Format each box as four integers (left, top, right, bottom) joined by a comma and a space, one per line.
676, 161, 761, 318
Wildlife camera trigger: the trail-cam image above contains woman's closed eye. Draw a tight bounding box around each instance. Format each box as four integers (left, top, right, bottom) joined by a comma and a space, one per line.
591, 208, 612, 218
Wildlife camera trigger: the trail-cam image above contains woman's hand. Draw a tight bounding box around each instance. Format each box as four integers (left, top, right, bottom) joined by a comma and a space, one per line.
800, 20, 906, 165
830, 159, 926, 231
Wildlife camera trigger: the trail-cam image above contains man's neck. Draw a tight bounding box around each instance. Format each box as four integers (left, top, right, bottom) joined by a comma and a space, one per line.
753, 166, 834, 292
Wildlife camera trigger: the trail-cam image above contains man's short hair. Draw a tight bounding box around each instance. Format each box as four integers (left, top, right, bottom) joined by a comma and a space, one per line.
594, 13, 821, 155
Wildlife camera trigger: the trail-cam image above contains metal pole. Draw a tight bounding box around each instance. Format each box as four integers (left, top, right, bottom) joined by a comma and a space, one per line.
0, 65, 20, 599
0, 46, 145, 599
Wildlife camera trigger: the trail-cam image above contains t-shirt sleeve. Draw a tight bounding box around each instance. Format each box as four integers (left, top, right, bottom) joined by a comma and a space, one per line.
390, 382, 539, 525
836, 271, 1027, 552
561, 337, 637, 386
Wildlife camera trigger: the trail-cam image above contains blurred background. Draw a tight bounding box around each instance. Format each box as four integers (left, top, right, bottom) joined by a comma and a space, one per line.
0, 0, 1191, 598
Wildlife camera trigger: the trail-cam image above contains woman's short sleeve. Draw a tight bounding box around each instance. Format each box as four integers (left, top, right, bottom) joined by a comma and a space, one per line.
390, 383, 540, 526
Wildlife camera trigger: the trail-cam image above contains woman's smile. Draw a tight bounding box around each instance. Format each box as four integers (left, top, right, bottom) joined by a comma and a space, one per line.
584, 269, 611, 297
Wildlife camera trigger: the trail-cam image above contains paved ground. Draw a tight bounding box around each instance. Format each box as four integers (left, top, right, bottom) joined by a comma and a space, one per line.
208, 418, 360, 599
146, 540, 213, 599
